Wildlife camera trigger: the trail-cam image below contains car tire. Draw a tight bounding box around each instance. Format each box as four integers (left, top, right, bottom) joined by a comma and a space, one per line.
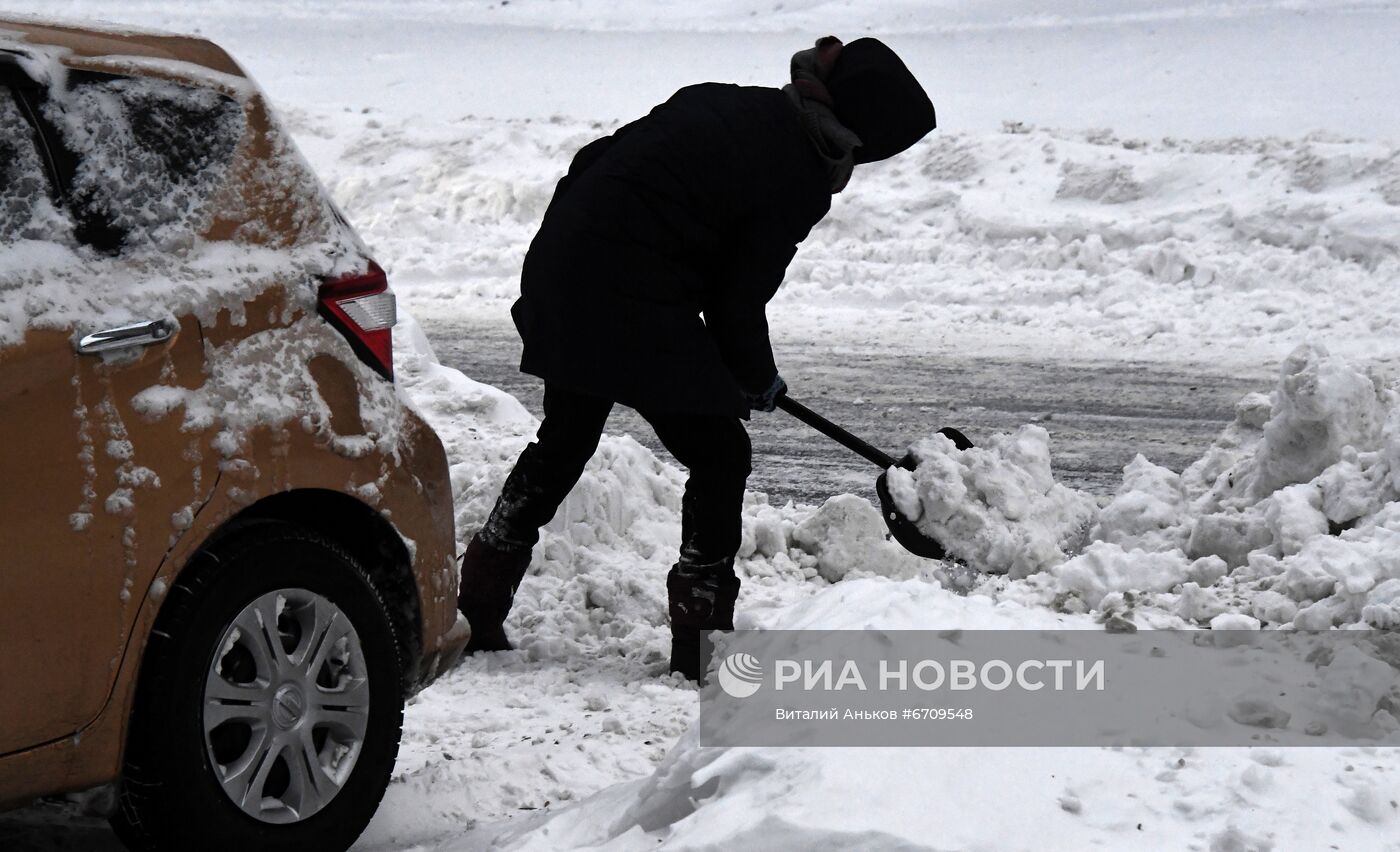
110, 521, 405, 852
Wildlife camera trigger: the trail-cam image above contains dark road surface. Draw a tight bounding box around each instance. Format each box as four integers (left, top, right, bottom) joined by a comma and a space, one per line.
426, 318, 1274, 505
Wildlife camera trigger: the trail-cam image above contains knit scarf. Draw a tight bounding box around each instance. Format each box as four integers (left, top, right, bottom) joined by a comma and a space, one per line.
783, 36, 862, 193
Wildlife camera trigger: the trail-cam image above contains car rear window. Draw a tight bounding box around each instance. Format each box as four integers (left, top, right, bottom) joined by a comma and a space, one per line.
0, 86, 72, 245
41, 74, 245, 253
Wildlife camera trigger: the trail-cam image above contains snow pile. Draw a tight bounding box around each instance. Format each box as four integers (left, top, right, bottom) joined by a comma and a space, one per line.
980, 343, 1400, 634
780, 493, 919, 583
884, 425, 1098, 577
797, 128, 1400, 362
865, 343, 1400, 631
301, 113, 601, 306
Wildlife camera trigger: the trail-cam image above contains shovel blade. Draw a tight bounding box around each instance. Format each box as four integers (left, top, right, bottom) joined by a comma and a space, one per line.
875, 470, 949, 560
874, 426, 975, 561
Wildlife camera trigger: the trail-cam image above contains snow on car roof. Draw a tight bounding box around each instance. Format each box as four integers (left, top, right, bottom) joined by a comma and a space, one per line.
0, 15, 247, 81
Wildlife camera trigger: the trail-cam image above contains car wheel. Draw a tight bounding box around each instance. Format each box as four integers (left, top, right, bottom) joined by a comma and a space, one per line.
110, 521, 405, 852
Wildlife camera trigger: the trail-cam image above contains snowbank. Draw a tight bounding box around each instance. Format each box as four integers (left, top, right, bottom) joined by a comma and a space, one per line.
836, 343, 1400, 634
1038, 344, 1400, 629
295, 110, 1400, 368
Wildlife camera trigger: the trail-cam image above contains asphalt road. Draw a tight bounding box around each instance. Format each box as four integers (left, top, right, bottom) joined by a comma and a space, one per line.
424, 317, 1274, 505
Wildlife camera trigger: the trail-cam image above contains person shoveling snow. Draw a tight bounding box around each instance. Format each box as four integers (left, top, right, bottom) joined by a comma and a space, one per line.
456, 36, 937, 680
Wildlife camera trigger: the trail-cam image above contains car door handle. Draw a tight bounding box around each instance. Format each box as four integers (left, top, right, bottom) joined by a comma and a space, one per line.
76, 319, 175, 354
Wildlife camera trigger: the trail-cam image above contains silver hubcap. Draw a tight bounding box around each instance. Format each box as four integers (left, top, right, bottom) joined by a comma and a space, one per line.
203, 588, 370, 824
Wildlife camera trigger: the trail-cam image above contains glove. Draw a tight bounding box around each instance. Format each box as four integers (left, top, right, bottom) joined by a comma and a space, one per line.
746, 374, 787, 413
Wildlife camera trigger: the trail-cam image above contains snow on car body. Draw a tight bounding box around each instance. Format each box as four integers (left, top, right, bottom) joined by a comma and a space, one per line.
0, 17, 466, 850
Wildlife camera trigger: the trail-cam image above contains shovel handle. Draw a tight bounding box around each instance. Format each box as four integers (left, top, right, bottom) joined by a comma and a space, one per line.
775, 395, 899, 471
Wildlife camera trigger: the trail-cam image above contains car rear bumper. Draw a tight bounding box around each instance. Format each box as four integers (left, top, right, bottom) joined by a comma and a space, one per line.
388, 407, 466, 694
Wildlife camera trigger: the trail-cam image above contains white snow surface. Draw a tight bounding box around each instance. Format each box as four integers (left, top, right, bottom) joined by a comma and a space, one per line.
5, 2, 1400, 850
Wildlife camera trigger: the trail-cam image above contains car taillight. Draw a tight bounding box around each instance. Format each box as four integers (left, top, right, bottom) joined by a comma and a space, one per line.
317, 260, 396, 380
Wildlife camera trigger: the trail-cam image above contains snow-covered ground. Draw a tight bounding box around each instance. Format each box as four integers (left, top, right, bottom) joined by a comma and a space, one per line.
6, 1, 1400, 850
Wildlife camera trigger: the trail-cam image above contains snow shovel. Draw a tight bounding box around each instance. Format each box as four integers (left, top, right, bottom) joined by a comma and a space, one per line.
774, 395, 973, 560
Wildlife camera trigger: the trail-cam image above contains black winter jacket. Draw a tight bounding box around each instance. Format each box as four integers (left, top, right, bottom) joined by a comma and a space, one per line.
512, 83, 831, 417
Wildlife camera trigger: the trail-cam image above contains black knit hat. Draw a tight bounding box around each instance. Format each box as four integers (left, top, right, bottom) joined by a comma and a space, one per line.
826, 38, 936, 164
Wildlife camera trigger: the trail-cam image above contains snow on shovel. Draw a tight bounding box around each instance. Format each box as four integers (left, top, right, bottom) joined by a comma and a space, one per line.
776, 395, 1096, 575
775, 394, 971, 560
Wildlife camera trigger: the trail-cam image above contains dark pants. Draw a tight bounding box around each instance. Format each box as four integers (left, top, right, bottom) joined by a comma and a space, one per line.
481, 384, 751, 577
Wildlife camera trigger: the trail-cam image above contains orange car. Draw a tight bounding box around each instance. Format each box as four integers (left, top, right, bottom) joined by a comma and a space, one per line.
0, 18, 467, 851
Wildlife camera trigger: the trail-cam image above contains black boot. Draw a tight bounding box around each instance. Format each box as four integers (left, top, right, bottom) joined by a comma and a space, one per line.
458, 533, 532, 653
667, 560, 740, 683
